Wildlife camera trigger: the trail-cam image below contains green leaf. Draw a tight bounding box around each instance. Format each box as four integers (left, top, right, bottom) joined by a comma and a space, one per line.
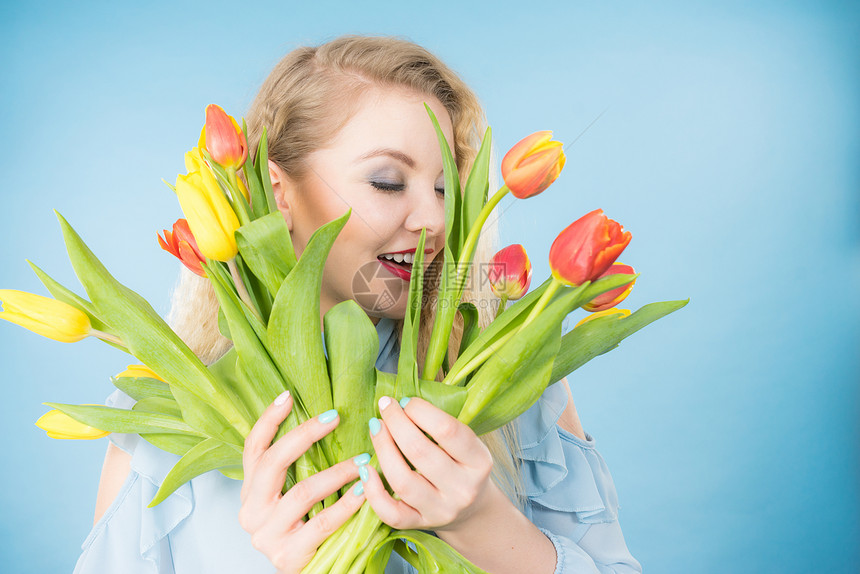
425, 104, 462, 260
133, 396, 182, 418
395, 230, 426, 399
415, 378, 468, 418
268, 210, 350, 465
456, 302, 481, 363
219, 466, 244, 480
54, 212, 253, 439
235, 212, 297, 294
461, 127, 492, 245
45, 403, 201, 435
256, 128, 279, 215
148, 438, 242, 507
367, 529, 489, 574
550, 299, 690, 383
141, 433, 203, 456
112, 376, 173, 401
458, 281, 597, 434
324, 300, 378, 463
205, 263, 283, 420
444, 278, 552, 385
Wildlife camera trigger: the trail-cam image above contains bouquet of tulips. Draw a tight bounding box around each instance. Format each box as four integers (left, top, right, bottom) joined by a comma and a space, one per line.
0, 104, 686, 573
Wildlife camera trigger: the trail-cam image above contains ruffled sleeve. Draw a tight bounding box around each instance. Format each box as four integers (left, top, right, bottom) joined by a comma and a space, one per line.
515, 381, 642, 573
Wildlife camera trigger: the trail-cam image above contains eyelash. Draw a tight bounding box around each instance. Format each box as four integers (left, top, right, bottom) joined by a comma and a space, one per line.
370, 181, 446, 196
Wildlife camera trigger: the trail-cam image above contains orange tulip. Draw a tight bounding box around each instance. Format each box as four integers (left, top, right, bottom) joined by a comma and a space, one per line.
501, 131, 565, 199
487, 244, 532, 300
158, 219, 206, 276
203, 104, 247, 169
583, 263, 636, 312
549, 209, 632, 286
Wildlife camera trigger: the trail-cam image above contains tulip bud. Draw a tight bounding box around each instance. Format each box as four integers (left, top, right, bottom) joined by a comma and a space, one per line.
583, 263, 636, 312
203, 104, 247, 169
175, 169, 240, 261
575, 307, 631, 329
0, 290, 91, 343
158, 219, 206, 276
549, 209, 632, 287
116, 364, 166, 382
501, 131, 566, 199
487, 244, 532, 300
36, 409, 109, 440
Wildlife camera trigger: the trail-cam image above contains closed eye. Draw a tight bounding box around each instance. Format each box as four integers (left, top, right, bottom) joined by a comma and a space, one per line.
370, 181, 405, 192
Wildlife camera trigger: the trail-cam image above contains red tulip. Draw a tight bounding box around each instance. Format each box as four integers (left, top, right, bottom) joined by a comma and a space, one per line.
487, 244, 532, 300
203, 104, 247, 169
501, 131, 566, 199
582, 262, 636, 312
158, 219, 206, 276
549, 209, 632, 286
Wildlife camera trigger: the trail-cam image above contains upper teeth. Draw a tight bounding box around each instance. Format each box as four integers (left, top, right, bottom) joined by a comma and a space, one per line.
381, 252, 414, 264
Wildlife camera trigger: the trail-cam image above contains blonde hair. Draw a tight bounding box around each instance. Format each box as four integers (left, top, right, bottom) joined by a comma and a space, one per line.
168, 35, 522, 502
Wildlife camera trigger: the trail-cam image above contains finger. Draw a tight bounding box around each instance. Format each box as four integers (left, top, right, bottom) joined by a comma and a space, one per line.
360, 464, 422, 529
368, 410, 437, 505
376, 396, 458, 485
242, 390, 293, 498
398, 396, 492, 470
288, 478, 367, 558
267, 457, 364, 534
247, 408, 341, 511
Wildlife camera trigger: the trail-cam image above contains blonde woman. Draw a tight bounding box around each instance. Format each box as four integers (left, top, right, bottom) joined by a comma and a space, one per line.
80, 36, 642, 574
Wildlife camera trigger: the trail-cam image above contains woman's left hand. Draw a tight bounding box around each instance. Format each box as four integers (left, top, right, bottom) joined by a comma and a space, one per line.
360, 395, 496, 531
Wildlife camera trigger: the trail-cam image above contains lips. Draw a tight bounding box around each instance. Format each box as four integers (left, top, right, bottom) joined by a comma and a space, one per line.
377, 248, 434, 281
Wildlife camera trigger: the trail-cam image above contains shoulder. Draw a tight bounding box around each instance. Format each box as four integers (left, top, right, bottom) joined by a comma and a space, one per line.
93, 442, 132, 525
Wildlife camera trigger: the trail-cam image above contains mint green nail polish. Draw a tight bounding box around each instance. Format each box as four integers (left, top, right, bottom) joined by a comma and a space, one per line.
318, 409, 338, 424
359, 465, 369, 482
369, 417, 381, 436
353, 482, 364, 496
399, 397, 411, 408
353, 453, 371, 466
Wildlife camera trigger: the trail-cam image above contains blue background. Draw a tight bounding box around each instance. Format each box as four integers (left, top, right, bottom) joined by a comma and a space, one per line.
1, 1, 858, 572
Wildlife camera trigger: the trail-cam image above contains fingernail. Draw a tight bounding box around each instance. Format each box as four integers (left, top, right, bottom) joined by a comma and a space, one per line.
359, 465, 369, 482
353, 453, 371, 466
378, 396, 392, 411
274, 390, 290, 406
369, 417, 381, 436
353, 482, 364, 496
317, 409, 338, 424
399, 397, 411, 408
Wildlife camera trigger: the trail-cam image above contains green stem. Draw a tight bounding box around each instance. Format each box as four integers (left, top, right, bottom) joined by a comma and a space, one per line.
520, 278, 563, 330
423, 185, 511, 381
226, 258, 262, 323
89, 329, 124, 347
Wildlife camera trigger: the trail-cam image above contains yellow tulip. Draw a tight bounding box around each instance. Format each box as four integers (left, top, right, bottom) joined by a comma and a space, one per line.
575, 307, 631, 329
185, 147, 249, 201
0, 290, 91, 343
116, 364, 166, 382
36, 408, 109, 440
175, 168, 240, 261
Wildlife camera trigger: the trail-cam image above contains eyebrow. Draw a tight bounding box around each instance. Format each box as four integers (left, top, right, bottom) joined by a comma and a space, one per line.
355, 148, 416, 169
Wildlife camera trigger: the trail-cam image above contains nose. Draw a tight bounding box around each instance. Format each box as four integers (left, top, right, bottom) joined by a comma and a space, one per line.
404, 185, 445, 244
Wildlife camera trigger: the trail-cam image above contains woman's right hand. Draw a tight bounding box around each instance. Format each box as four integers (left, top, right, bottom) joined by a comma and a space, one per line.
238, 391, 366, 574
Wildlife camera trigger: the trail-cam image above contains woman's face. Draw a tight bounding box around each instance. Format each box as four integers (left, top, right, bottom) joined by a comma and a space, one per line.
271, 86, 454, 323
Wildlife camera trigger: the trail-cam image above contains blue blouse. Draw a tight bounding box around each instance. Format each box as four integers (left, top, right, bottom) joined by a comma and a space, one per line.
74, 318, 641, 573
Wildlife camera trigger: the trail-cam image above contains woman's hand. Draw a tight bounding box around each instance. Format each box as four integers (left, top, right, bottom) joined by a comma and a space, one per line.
238, 391, 366, 574
360, 396, 496, 531
361, 396, 558, 574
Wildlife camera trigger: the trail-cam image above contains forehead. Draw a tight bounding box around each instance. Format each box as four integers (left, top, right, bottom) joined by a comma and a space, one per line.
320, 86, 456, 167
